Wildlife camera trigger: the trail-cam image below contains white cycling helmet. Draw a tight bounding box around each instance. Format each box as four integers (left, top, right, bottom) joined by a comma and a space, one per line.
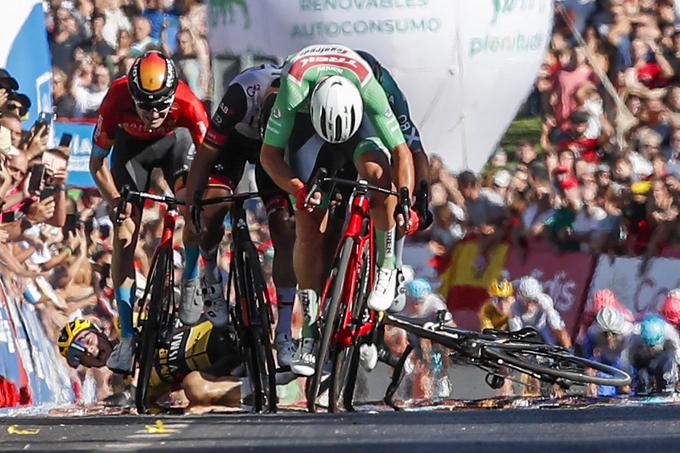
595, 306, 626, 335
309, 75, 363, 143
517, 276, 543, 300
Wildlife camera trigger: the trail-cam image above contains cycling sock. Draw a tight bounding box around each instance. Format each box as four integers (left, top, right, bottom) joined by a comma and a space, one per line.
200, 246, 220, 284
376, 227, 396, 270
114, 287, 135, 338
299, 289, 319, 340
182, 244, 200, 280
275, 287, 296, 335
395, 235, 405, 268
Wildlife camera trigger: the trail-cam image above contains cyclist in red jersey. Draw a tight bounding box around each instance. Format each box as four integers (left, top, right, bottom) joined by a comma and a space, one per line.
89, 50, 209, 373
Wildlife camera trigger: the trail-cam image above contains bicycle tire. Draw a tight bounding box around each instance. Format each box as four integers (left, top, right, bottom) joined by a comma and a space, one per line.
336, 239, 371, 412
484, 345, 631, 387
244, 242, 277, 413
135, 248, 171, 414
307, 238, 354, 413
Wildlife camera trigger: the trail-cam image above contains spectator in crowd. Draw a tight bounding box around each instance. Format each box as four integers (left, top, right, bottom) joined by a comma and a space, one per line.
52, 68, 76, 118
50, 6, 84, 73
99, 0, 132, 49
82, 10, 116, 61
130, 16, 158, 53
172, 28, 204, 99
72, 63, 111, 118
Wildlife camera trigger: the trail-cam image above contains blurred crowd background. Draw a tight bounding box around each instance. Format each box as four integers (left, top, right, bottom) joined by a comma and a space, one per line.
1, 0, 680, 403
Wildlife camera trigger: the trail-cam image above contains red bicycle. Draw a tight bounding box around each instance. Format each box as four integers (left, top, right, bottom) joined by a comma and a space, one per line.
304, 168, 411, 413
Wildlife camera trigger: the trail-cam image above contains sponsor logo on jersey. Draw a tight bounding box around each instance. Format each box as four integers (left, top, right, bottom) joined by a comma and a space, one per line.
288, 54, 371, 85
219, 102, 230, 115
271, 107, 282, 119
384, 109, 394, 118
197, 121, 207, 137
93, 114, 104, 141
246, 84, 261, 97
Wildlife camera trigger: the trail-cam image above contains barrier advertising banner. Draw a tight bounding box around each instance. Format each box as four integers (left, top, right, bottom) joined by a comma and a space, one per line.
53, 122, 97, 187
504, 239, 595, 337
208, 0, 554, 172
588, 256, 680, 319
0, 0, 52, 125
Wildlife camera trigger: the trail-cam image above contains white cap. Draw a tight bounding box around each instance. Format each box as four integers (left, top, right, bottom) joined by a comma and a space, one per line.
493, 169, 512, 188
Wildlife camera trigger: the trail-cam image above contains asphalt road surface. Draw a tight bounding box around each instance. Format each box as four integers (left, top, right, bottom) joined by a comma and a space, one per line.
1, 365, 675, 452
3, 403, 680, 452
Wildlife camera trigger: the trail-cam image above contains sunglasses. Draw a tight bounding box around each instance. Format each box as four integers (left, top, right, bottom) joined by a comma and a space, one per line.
134, 97, 173, 113
66, 340, 87, 367
6, 102, 22, 112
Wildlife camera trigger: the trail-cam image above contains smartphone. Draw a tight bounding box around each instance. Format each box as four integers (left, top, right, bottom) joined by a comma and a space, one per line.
37, 111, 53, 127
42, 149, 68, 174
63, 213, 79, 236
58, 133, 72, 148
40, 186, 56, 201
28, 164, 46, 194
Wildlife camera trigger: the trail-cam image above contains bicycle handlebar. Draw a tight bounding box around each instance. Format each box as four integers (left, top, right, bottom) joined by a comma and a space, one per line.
305, 167, 409, 206
115, 185, 185, 225
191, 191, 265, 232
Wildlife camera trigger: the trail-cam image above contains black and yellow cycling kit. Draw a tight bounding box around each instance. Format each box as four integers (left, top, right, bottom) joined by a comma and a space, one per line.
148, 317, 241, 393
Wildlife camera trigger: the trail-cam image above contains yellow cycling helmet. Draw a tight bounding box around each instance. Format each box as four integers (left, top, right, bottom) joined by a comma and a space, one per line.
57, 318, 96, 358
489, 279, 514, 298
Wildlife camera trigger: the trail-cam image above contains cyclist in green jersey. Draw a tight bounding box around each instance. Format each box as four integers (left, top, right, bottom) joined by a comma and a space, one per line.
260, 44, 415, 376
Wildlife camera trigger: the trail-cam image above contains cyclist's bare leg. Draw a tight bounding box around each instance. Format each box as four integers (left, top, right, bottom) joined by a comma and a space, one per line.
294, 208, 328, 292
182, 371, 241, 412
268, 208, 296, 337
197, 185, 233, 283
355, 149, 397, 234
111, 205, 143, 338
355, 148, 399, 311
176, 187, 201, 279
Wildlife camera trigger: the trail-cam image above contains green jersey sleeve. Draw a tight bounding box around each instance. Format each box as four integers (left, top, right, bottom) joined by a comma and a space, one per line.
262, 69, 307, 149
360, 77, 406, 150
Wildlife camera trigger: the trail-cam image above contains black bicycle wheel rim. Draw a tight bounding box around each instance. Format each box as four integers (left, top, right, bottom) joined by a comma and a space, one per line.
484, 346, 631, 387
244, 243, 278, 413
135, 248, 170, 414
307, 238, 354, 413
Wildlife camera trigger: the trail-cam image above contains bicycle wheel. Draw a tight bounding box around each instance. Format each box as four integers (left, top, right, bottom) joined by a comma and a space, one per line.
307, 238, 354, 413
484, 345, 631, 387
332, 239, 371, 412
243, 243, 277, 413
135, 248, 171, 414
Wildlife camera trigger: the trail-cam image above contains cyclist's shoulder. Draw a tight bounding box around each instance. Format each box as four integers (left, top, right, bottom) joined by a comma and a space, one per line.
99, 76, 132, 113
174, 81, 207, 117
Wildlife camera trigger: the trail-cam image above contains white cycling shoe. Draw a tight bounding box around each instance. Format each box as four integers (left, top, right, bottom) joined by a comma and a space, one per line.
275, 332, 296, 368
291, 338, 317, 377
359, 344, 378, 371
106, 336, 136, 374
202, 276, 229, 328
367, 267, 398, 312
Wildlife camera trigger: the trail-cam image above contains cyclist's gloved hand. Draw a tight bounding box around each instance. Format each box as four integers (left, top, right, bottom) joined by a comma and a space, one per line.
406, 208, 421, 236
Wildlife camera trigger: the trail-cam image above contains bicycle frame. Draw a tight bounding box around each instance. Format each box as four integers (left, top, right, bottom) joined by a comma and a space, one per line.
226, 197, 274, 332
319, 185, 375, 348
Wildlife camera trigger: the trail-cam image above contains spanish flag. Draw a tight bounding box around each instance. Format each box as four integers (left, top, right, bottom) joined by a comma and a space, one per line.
438, 239, 510, 331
